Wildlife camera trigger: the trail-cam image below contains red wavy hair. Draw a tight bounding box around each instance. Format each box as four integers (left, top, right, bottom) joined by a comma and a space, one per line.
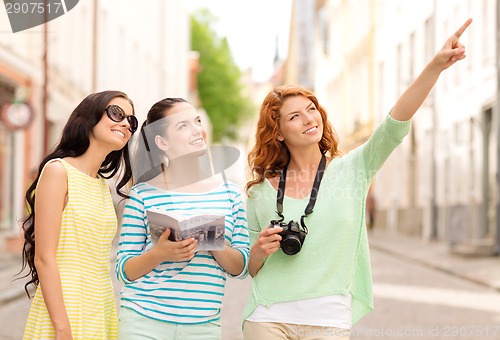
246, 85, 340, 193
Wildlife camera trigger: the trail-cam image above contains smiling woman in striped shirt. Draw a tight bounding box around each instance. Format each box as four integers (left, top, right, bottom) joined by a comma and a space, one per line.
116, 98, 249, 340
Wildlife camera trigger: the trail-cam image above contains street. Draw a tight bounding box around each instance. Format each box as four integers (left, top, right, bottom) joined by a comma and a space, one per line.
1, 248, 499, 340
353, 250, 500, 339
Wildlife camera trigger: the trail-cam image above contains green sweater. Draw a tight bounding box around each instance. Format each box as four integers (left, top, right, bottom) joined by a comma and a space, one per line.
244, 114, 411, 325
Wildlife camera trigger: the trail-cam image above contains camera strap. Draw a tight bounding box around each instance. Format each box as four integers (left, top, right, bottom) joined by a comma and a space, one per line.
276, 154, 327, 222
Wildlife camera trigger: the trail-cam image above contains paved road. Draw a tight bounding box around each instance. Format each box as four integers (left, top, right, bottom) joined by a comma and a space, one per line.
353, 250, 500, 339
0, 262, 252, 340
1, 249, 499, 339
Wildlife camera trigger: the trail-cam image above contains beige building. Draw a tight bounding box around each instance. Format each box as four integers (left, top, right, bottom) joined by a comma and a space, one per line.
0, 0, 190, 243
373, 0, 497, 254
288, 0, 499, 253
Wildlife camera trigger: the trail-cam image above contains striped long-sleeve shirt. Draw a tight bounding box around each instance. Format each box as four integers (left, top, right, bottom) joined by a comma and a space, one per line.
116, 181, 249, 325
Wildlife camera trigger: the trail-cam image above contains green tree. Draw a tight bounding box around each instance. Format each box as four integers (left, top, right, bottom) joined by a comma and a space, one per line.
190, 9, 254, 142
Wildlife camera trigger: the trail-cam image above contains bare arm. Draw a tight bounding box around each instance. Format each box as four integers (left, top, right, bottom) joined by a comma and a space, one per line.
390, 18, 472, 121
34, 162, 72, 339
211, 246, 245, 276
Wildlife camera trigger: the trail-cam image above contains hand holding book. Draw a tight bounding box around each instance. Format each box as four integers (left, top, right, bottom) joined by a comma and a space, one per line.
147, 208, 226, 251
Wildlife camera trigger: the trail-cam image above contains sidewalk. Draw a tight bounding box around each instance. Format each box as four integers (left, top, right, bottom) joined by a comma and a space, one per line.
1, 230, 500, 307
0, 251, 26, 305
368, 230, 500, 291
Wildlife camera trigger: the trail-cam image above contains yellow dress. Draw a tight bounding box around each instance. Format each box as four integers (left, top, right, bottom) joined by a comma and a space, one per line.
23, 159, 118, 339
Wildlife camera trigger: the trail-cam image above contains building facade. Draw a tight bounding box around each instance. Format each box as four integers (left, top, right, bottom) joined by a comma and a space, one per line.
288, 0, 499, 252
0, 0, 190, 241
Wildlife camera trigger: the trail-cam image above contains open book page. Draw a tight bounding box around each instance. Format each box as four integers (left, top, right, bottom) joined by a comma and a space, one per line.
146, 208, 225, 251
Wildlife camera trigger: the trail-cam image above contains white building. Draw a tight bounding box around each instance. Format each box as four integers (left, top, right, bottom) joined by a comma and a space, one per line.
373, 0, 497, 252
0, 0, 190, 238
295, 0, 498, 251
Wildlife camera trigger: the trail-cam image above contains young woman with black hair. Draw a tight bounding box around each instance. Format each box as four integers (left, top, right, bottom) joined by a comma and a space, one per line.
21, 90, 138, 340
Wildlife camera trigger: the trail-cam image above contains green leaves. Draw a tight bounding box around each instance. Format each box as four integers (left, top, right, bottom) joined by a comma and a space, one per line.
191, 9, 254, 142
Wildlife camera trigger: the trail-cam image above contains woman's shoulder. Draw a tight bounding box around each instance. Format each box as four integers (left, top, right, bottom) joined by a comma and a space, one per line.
131, 181, 148, 190
40, 159, 67, 180
130, 182, 154, 196
36, 160, 68, 196
219, 179, 245, 197
245, 179, 270, 199
265, 176, 279, 190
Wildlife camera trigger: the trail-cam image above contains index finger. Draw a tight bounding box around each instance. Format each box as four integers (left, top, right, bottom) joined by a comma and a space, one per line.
264, 226, 283, 235
178, 237, 197, 248
454, 18, 472, 39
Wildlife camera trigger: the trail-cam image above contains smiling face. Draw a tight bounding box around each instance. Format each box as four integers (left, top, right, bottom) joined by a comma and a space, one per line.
155, 102, 207, 160
277, 95, 324, 149
91, 96, 135, 150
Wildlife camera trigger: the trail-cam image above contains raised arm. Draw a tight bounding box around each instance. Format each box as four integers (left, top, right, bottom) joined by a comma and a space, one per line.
390, 18, 472, 122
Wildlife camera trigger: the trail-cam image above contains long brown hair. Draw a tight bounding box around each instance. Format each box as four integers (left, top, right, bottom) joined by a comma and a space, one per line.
20, 90, 135, 297
246, 85, 340, 193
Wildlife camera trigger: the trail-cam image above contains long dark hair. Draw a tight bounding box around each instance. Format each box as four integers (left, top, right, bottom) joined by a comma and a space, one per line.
20, 90, 135, 297
133, 98, 187, 183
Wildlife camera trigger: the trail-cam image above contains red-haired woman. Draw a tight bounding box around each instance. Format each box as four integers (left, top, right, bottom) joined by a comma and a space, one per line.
243, 19, 472, 340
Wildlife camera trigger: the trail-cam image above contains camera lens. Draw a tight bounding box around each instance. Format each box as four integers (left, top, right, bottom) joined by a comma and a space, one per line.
281, 235, 302, 255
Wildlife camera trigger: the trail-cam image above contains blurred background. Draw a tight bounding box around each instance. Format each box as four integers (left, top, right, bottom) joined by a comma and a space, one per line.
1, 0, 500, 339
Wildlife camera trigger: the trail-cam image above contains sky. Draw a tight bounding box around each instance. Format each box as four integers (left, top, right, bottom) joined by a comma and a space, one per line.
185, 0, 293, 82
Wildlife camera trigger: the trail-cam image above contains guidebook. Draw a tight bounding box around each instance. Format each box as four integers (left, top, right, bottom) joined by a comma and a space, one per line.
146, 208, 226, 251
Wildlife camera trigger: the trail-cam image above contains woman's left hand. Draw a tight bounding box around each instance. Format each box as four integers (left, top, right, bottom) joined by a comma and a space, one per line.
432, 18, 472, 71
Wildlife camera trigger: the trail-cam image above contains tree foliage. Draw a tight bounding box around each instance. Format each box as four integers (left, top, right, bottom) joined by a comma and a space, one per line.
190, 9, 254, 142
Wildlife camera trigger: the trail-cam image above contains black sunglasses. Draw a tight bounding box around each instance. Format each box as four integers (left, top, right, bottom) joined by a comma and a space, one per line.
105, 105, 138, 133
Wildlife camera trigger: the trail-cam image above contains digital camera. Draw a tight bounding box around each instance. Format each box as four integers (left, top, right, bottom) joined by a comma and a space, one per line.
270, 219, 307, 255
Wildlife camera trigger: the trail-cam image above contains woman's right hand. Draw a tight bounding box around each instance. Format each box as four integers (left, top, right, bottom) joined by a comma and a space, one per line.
248, 226, 283, 276
251, 226, 283, 260
154, 229, 197, 262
